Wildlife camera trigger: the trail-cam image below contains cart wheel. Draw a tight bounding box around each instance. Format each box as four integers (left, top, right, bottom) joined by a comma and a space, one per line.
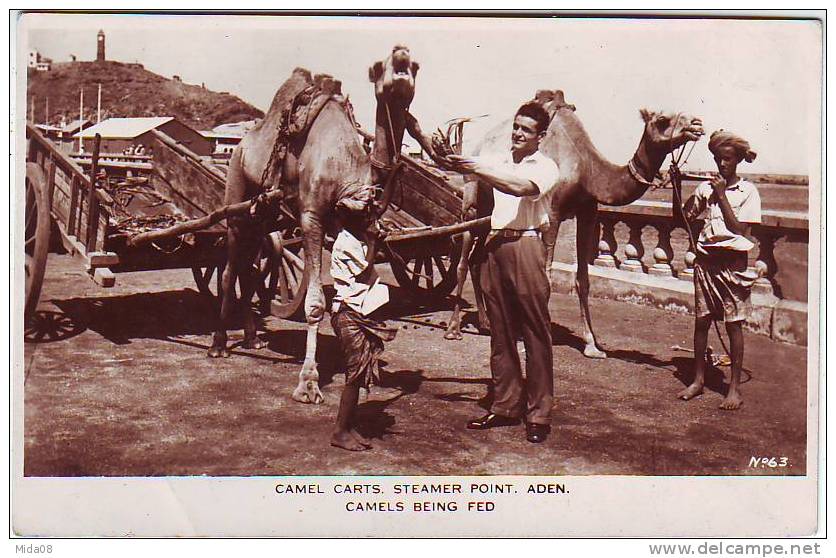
25, 162, 51, 320
191, 262, 258, 304
262, 227, 308, 320
387, 237, 462, 299
191, 265, 223, 297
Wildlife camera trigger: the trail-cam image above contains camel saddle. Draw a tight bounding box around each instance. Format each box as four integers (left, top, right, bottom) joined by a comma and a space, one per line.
283, 74, 345, 139
259, 74, 348, 190
252, 74, 351, 216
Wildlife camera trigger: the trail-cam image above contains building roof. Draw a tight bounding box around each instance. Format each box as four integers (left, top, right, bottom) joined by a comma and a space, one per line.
73, 117, 174, 139
211, 120, 259, 137
200, 131, 244, 141
62, 118, 91, 134
35, 124, 62, 133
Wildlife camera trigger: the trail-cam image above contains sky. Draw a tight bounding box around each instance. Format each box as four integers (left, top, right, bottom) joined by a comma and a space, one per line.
18, 13, 822, 175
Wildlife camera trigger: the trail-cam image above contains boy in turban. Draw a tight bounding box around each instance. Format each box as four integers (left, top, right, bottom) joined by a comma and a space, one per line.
329, 189, 398, 451
677, 130, 761, 410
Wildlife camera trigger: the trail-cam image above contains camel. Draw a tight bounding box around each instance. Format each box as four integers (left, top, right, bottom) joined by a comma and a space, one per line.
209, 45, 438, 405
443, 90, 704, 359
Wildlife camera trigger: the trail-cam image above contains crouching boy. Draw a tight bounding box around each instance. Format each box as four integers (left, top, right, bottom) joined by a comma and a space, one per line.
330, 199, 398, 451
677, 130, 761, 410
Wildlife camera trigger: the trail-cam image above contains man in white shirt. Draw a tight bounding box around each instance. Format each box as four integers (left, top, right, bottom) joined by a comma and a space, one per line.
437, 101, 559, 443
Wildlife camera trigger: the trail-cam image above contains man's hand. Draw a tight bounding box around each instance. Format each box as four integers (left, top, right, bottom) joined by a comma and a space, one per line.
710, 176, 727, 196
439, 154, 479, 175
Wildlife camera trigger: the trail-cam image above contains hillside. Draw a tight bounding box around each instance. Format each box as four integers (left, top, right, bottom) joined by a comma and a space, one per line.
27, 61, 264, 130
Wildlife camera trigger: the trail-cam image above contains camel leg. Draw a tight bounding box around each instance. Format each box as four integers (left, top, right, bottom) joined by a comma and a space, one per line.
210, 148, 250, 358
541, 218, 560, 280
470, 234, 490, 331
238, 230, 267, 350
209, 221, 244, 358
292, 209, 325, 404
575, 205, 607, 359
444, 231, 476, 340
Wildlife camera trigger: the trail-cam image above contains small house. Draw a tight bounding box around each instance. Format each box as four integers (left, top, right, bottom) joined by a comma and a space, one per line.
73, 116, 211, 156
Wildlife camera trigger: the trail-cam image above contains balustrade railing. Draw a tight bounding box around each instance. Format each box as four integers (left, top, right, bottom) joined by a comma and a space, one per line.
591, 200, 809, 302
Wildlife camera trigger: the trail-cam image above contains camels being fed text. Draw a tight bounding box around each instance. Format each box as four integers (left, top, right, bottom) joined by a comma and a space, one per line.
444, 90, 704, 358
210, 45, 437, 404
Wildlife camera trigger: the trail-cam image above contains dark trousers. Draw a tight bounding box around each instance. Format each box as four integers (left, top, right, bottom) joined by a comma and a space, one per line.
481, 236, 553, 424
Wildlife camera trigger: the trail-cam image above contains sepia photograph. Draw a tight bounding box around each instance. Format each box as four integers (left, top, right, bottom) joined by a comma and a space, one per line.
12, 11, 823, 538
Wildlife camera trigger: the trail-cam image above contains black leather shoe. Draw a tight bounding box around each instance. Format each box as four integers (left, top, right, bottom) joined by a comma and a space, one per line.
467, 413, 521, 430
526, 423, 551, 443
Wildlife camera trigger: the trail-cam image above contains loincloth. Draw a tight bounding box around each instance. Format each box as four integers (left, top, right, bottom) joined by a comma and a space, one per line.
331, 305, 398, 389
693, 248, 758, 323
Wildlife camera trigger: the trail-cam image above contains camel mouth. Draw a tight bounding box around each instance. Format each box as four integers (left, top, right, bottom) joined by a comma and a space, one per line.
391, 52, 412, 76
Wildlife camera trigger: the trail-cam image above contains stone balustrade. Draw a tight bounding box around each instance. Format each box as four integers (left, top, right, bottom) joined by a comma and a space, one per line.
550, 198, 810, 345
593, 200, 808, 299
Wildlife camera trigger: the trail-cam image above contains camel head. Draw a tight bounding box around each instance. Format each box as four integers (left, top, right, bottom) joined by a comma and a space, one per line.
640, 109, 704, 154
369, 44, 419, 107
532, 89, 576, 116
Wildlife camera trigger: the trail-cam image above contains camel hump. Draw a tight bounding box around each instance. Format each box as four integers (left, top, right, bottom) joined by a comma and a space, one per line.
292, 67, 313, 81
313, 73, 342, 96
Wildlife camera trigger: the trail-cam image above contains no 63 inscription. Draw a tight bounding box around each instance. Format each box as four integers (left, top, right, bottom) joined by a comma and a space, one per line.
749, 456, 789, 468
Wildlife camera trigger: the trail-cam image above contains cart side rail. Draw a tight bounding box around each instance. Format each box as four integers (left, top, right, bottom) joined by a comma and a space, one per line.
151, 129, 227, 218
26, 122, 116, 285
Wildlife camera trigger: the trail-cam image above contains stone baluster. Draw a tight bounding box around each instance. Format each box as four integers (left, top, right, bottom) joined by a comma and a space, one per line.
620, 222, 645, 273
594, 217, 619, 268
752, 230, 778, 297
680, 250, 697, 281
649, 224, 674, 277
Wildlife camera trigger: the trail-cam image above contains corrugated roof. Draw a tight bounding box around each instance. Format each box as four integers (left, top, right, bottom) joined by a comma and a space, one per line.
73, 117, 174, 139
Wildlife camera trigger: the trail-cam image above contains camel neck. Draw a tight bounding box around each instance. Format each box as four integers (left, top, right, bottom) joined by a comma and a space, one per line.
371, 101, 406, 168
548, 109, 668, 206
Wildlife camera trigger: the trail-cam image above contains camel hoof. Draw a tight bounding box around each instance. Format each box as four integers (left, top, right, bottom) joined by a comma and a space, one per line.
443, 329, 463, 341
583, 345, 607, 359
208, 346, 230, 359
292, 381, 324, 405
243, 337, 267, 350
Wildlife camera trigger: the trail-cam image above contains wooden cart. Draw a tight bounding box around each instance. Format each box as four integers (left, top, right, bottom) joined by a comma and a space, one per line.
24, 121, 480, 322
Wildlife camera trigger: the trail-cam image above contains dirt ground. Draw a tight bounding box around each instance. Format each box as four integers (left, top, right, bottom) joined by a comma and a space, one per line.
22, 254, 808, 476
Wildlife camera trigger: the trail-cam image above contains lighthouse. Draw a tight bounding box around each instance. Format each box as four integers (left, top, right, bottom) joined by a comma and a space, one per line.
96, 29, 105, 62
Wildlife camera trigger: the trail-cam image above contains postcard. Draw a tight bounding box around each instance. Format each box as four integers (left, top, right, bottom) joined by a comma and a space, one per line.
12, 11, 824, 538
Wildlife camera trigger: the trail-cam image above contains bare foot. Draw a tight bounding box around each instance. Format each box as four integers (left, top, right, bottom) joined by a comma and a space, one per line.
719, 391, 744, 410
242, 336, 267, 350
677, 383, 704, 401
331, 431, 369, 451
351, 429, 372, 448
583, 344, 607, 359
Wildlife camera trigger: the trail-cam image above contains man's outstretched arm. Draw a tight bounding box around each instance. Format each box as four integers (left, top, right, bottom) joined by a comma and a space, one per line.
404, 112, 440, 161
439, 155, 540, 197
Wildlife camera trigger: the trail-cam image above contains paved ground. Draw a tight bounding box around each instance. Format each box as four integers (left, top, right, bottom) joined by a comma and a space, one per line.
22, 254, 807, 476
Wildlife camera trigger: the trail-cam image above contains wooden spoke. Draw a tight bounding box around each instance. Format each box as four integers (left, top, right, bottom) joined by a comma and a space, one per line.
266, 229, 308, 320
388, 237, 462, 300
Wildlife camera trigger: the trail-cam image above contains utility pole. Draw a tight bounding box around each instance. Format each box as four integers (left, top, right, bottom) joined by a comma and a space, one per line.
29, 95, 34, 123
45, 97, 49, 124
97, 83, 102, 123
78, 88, 84, 153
